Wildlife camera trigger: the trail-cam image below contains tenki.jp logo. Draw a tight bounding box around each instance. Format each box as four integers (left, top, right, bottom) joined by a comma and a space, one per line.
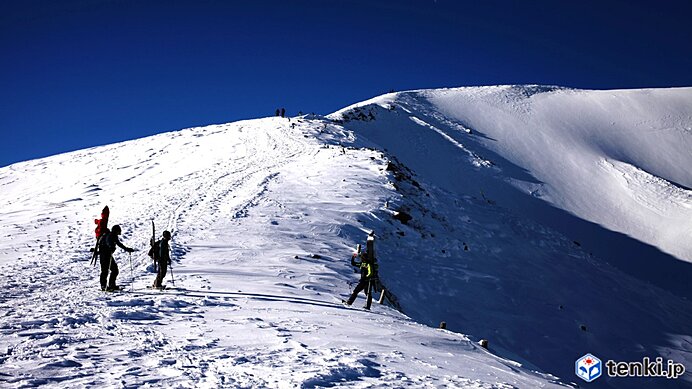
576, 354, 602, 382
575, 354, 686, 382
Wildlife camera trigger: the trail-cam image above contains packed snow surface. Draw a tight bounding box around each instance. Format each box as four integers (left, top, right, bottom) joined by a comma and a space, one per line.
1, 85, 691, 388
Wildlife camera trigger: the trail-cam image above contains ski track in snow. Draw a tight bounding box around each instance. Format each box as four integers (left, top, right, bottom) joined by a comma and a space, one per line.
0, 118, 562, 387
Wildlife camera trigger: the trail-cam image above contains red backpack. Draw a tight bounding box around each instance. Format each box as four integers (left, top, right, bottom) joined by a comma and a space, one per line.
94, 206, 110, 238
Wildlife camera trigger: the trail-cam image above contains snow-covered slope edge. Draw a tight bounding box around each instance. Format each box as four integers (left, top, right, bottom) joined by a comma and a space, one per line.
331, 86, 692, 263
0, 118, 564, 387
329, 86, 692, 387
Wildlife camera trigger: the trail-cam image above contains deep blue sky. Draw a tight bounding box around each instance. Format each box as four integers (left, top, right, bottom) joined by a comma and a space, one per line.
2, 0, 691, 167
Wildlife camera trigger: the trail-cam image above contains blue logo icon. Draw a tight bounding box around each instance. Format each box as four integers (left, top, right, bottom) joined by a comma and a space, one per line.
576, 354, 602, 382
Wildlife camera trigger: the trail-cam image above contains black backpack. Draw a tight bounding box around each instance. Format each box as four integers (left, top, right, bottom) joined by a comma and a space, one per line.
98, 232, 112, 253
148, 239, 161, 260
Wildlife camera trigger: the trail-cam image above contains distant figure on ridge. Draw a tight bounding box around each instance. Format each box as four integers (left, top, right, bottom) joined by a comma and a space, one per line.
275, 108, 280, 117
98, 224, 134, 291
281, 107, 286, 118
151, 230, 172, 288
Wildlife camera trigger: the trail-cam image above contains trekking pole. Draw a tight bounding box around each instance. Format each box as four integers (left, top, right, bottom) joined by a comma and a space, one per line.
129, 252, 134, 292
169, 260, 175, 285
107, 254, 114, 290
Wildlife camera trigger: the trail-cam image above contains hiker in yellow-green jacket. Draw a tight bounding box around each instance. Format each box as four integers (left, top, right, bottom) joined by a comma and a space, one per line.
344, 248, 378, 310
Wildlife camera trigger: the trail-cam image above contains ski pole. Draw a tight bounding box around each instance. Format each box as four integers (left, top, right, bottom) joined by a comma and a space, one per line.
107, 254, 114, 290
129, 252, 133, 292
169, 259, 175, 285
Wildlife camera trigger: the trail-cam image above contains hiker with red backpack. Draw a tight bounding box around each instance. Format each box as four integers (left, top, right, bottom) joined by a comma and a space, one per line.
98, 224, 134, 291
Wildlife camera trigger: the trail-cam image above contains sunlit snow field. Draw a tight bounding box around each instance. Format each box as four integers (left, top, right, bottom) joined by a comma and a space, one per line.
1, 86, 691, 387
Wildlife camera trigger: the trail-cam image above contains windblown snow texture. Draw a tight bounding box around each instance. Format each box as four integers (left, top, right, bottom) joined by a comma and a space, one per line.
1, 86, 691, 388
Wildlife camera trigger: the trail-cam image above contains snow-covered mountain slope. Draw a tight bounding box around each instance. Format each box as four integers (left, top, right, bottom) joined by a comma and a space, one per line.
330, 86, 692, 302
0, 118, 564, 387
331, 86, 692, 264
328, 86, 692, 388
1, 86, 690, 388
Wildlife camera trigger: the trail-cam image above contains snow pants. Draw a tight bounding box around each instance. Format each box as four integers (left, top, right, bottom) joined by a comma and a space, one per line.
347, 278, 373, 309
99, 253, 119, 290
153, 259, 168, 287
